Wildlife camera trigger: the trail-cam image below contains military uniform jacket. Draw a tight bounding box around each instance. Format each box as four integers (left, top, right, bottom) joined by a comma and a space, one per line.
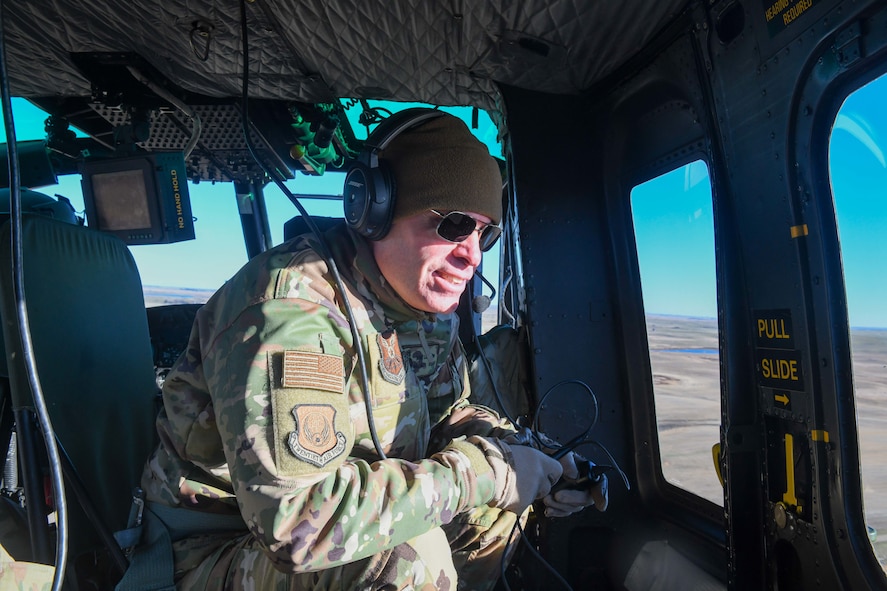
141, 224, 508, 573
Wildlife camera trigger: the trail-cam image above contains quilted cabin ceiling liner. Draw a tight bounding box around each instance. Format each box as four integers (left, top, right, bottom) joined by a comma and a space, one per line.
4, 0, 691, 110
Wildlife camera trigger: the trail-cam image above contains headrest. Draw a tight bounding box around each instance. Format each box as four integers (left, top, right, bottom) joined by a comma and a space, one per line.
0, 188, 79, 225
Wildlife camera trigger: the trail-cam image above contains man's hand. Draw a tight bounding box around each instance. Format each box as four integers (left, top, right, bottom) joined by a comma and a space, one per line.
500, 428, 610, 516
542, 452, 609, 517
466, 436, 563, 514
502, 427, 564, 455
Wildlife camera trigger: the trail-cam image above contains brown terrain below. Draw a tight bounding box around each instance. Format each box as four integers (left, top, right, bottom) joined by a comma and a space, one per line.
143, 285, 216, 307
648, 314, 887, 570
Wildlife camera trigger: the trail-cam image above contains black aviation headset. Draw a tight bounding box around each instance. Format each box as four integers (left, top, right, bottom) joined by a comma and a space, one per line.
343, 107, 445, 240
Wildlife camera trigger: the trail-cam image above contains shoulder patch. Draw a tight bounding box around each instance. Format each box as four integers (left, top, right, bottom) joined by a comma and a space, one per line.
287, 404, 347, 467
282, 350, 344, 393
269, 351, 352, 477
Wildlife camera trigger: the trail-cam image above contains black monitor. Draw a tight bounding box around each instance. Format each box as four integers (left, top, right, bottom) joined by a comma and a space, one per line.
81, 152, 195, 245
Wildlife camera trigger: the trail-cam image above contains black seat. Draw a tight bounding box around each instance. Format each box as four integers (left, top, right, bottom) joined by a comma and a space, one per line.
283, 214, 343, 242
146, 303, 203, 389
0, 214, 158, 581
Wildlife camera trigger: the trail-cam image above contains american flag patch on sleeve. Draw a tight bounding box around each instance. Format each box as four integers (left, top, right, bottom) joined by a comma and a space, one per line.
281, 351, 344, 393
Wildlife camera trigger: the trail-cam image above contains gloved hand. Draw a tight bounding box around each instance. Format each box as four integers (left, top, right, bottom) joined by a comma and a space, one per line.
501, 426, 537, 447
542, 452, 609, 517
466, 436, 563, 514
502, 427, 561, 454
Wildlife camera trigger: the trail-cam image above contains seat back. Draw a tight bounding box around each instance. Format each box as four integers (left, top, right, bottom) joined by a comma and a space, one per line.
0, 214, 158, 556
0, 189, 79, 379
146, 303, 203, 389
283, 214, 343, 242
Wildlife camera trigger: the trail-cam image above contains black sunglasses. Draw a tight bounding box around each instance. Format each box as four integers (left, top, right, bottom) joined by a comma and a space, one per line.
430, 210, 502, 252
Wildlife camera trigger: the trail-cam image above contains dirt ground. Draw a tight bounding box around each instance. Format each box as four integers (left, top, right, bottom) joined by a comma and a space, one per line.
647, 314, 887, 569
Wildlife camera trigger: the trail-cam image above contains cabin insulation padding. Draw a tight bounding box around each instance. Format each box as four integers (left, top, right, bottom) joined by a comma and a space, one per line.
4, 0, 689, 109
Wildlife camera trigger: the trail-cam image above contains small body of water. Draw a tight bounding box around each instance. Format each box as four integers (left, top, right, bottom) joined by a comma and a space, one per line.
663, 348, 719, 355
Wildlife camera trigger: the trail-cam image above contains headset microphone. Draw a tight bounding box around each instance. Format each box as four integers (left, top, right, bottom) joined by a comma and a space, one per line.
472, 295, 491, 314
472, 269, 496, 314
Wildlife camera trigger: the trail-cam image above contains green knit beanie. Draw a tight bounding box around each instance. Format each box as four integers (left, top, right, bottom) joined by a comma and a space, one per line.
381, 114, 503, 224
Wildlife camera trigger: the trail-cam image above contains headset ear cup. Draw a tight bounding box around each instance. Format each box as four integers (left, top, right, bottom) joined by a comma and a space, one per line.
344, 160, 396, 240
365, 159, 395, 240
344, 163, 373, 234
344, 108, 444, 240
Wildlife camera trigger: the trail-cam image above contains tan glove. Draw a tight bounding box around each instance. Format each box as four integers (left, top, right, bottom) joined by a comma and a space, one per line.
500, 426, 537, 447
466, 436, 563, 514
502, 427, 561, 453
542, 452, 609, 517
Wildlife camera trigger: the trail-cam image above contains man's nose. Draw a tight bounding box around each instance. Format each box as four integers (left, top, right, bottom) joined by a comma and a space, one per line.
454, 231, 483, 267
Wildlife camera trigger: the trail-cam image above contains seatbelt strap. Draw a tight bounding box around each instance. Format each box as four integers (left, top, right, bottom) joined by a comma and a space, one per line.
114, 503, 247, 591
114, 506, 175, 591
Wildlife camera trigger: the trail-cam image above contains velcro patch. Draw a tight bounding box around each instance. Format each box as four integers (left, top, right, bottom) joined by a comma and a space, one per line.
282, 350, 344, 393
269, 350, 352, 477
376, 331, 406, 385
287, 404, 347, 467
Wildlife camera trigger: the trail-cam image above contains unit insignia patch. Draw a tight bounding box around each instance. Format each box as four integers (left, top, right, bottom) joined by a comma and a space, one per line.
376, 331, 406, 385
287, 404, 347, 467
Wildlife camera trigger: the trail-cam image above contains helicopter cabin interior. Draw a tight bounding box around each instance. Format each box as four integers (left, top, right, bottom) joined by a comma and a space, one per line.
0, 0, 887, 589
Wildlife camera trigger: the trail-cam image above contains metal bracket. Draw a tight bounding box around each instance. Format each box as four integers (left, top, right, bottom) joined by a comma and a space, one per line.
834, 22, 862, 68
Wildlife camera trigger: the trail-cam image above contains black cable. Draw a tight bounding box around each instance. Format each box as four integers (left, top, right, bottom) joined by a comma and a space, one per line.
56, 438, 128, 576
499, 517, 573, 591
0, 5, 68, 588
532, 380, 630, 489
501, 376, 629, 591
357, 104, 393, 132
533, 379, 599, 459
500, 517, 519, 590
468, 277, 578, 589
469, 272, 520, 428
574, 439, 631, 492
473, 321, 631, 584
237, 0, 386, 461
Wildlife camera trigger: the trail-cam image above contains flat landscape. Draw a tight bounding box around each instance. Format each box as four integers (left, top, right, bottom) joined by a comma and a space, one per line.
647, 314, 887, 569
143, 285, 216, 307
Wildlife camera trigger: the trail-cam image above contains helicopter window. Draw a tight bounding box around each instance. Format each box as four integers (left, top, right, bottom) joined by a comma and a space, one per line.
630, 160, 722, 505
828, 72, 887, 568
4, 99, 504, 310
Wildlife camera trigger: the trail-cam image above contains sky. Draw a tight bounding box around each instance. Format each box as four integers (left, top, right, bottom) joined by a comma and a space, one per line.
631, 160, 717, 320
630, 74, 887, 329
2, 77, 886, 327
1, 99, 502, 294
828, 74, 887, 329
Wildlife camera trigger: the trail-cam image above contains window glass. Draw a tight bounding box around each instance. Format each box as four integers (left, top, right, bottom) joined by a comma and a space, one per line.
630, 160, 722, 505
828, 73, 887, 569
4, 99, 503, 309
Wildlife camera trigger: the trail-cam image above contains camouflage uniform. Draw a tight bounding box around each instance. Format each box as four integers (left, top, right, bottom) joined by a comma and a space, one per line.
140, 224, 518, 590
0, 545, 52, 591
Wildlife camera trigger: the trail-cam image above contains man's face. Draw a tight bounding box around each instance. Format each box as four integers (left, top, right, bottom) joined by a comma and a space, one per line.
371, 210, 489, 314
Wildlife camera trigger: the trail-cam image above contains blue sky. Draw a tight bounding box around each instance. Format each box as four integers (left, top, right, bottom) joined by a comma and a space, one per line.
1, 99, 502, 294
631, 75, 887, 328
828, 75, 887, 328
631, 160, 717, 320
2, 78, 886, 327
